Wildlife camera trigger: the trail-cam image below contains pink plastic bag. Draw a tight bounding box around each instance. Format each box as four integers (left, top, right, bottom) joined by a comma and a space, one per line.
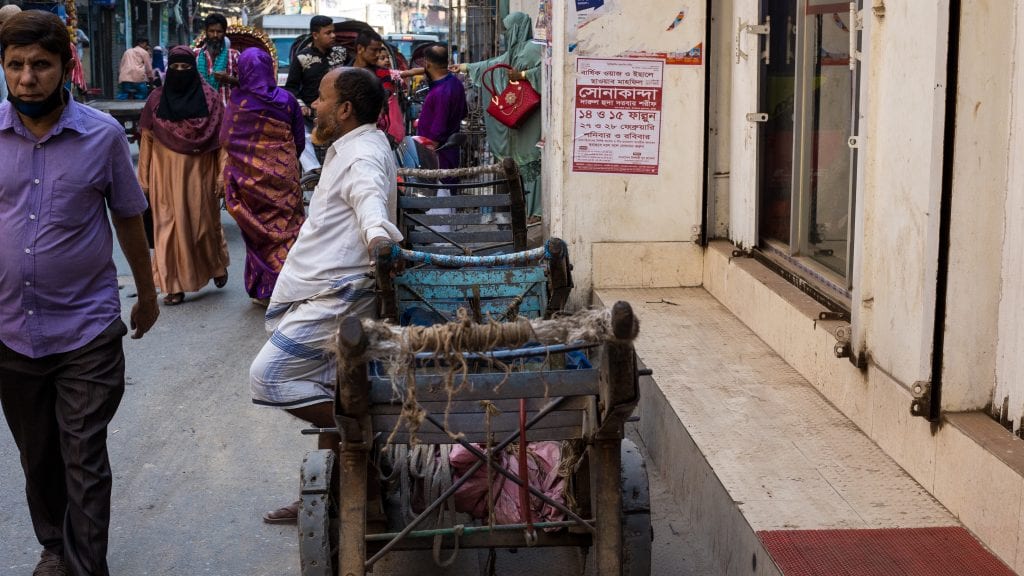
449, 441, 565, 525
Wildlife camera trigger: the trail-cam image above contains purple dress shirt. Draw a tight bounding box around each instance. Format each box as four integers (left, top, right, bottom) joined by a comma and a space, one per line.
416, 73, 467, 170
0, 99, 148, 359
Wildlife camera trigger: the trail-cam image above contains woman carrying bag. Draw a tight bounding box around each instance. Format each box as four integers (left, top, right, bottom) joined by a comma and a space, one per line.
454, 12, 544, 220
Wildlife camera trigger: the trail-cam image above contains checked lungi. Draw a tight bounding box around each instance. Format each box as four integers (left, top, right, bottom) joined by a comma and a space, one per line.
250, 273, 375, 409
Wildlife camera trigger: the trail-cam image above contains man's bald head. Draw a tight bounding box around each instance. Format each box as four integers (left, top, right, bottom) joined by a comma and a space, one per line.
0, 4, 22, 29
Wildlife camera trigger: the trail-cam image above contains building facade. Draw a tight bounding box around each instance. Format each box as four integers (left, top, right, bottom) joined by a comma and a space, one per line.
527, 0, 1024, 571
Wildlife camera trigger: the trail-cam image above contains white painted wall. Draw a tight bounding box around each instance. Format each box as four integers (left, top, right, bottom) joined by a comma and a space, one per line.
943, 0, 1012, 412
545, 0, 707, 305
995, 3, 1024, 432
856, 1, 949, 389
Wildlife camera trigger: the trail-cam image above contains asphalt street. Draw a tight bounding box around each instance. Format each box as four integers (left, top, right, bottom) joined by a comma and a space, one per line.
0, 211, 706, 575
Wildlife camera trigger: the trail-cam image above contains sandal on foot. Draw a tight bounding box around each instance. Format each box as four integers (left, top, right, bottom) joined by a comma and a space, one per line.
162, 293, 184, 306
214, 273, 229, 289
262, 500, 300, 524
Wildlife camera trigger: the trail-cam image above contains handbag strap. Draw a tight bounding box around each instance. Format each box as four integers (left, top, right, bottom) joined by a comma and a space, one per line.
482, 63, 514, 98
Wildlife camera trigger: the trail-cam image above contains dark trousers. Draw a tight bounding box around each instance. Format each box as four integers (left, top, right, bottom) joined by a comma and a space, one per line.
0, 319, 128, 576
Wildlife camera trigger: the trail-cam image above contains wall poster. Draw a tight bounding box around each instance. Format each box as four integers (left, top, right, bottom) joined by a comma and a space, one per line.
572, 57, 664, 175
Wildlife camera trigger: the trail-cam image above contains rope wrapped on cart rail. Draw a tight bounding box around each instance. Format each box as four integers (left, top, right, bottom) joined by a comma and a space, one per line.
353, 305, 635, 363
398, 162, 507, 180
398, 157, 521, 182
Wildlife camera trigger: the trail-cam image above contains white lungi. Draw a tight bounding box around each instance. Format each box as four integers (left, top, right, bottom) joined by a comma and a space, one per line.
249, 273, 375, 408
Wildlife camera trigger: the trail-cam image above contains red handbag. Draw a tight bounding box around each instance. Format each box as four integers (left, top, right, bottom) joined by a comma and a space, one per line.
482, 64, 541, 129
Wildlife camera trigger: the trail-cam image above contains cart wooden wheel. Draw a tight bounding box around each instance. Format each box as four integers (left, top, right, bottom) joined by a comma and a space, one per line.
299, 449, 338, 576
620, 438, 652, 576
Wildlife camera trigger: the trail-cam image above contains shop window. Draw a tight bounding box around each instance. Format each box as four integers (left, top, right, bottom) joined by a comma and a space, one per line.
759, 0, 860, 284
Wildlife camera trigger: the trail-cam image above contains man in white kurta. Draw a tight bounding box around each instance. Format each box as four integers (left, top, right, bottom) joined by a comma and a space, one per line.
250, 69, 400, 412
249, 68, 401, 524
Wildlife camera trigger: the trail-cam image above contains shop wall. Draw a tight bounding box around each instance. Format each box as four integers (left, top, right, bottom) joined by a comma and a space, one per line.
995, 3, 1024, 432
856, 1, 951, 389
544, 0, 707, 305
942, 0, 1013, 413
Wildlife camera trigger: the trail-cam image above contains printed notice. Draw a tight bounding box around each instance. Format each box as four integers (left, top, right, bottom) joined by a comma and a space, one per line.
572, 58, 664, 175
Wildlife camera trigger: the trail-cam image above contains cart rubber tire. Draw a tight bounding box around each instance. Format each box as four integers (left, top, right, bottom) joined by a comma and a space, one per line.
620, 438, 652, 576
299, 449, 338, 576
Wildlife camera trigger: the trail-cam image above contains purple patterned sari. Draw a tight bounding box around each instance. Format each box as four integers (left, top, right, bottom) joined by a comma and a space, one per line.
222, 49, 307, 299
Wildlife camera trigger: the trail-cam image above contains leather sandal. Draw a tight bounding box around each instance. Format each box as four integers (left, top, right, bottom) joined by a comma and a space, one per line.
162, 293, 184, 305
262, 500, 300, 524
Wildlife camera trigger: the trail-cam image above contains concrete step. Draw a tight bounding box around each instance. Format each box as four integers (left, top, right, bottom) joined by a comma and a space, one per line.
596, 287, 1015, 575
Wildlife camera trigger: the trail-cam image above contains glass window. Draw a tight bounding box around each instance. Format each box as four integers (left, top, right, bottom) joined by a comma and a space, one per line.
759, 0, 860, 282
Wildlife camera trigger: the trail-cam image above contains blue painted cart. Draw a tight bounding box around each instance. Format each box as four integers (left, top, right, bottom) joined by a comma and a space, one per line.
374, 238, 573, 325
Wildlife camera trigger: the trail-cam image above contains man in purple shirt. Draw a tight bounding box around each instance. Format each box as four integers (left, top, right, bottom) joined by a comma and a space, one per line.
0, 12, 159, 576
415, 43, 466, 169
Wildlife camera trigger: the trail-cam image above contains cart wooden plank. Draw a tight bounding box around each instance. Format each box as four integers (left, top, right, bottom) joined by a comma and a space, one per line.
367, 369, 600, 403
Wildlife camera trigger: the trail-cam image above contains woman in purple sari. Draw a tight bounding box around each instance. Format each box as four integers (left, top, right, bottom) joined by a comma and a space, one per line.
222, 48, 306, 304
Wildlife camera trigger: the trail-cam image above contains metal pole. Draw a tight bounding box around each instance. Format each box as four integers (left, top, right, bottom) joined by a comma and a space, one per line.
365, 520, 587, 542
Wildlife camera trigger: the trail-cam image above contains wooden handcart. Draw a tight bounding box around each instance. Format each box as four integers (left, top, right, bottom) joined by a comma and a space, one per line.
395, 158, 528, 256
301, 159, 529, 256
296, 243, 651, 575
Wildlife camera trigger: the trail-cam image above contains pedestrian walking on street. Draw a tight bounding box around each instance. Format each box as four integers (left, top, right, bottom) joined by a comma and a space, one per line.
222, 48, 306, 306
115, 37, 153, 100
375, 43, 428, 146
0, 11, 159, 576
195, 13, 239, 105
151, 45, 166, 86
284, 15, 346, 120
454, 12, 544, 219
137, 46, 230, 306
416, 43, 467, 169
284, 14, 347, 163
250, 67, 401, 525
350, 30, 403, 140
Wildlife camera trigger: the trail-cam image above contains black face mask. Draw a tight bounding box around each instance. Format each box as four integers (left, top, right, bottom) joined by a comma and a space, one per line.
7, 79, 67, 119
164, 68, 191, 92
